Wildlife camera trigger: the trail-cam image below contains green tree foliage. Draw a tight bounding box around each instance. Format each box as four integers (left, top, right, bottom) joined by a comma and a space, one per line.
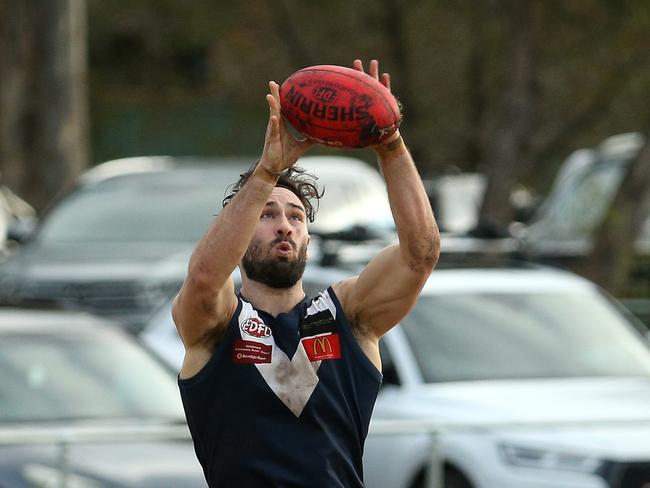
2, 0, 650, 295
86, 1, 650, 179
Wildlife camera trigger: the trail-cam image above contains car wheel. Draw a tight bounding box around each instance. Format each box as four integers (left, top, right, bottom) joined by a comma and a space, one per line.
409, 465, 474, 488
444, 465, 474, 488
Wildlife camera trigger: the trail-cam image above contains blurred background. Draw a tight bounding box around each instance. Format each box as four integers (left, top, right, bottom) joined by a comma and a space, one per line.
2, 0, 650, 298
2, 1, 650, 487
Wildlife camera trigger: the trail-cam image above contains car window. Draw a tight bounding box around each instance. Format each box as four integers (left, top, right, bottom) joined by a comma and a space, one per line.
35, 169, 239, 244
310, 172, 393, 232
401, 291, 650, 383
533, 159, 626, 239
34, 165, 394, 244
0, 334, 184, 422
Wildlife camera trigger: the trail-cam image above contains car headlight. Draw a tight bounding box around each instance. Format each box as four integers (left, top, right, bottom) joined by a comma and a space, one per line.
499, 443, 603, 474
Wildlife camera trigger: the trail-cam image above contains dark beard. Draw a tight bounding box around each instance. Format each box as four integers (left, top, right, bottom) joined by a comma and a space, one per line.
242, 237, 308, 289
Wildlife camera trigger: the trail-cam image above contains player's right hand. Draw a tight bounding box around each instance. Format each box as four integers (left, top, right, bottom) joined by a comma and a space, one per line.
260, 81, 314, 175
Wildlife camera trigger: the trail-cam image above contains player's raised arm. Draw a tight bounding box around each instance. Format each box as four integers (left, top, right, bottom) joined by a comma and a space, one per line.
334, 59, 440, 364
172, 81, 313, 377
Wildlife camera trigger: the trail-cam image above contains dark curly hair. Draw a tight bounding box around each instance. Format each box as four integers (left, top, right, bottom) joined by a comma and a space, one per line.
222, 160, 323, 223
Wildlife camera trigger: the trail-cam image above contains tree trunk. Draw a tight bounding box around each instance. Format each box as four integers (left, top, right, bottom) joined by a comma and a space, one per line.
464, 3, 488, 166
381, 0, 425, 165
0, 0, 88, 212
578, 135, 650, 294
477, 0, 536, 234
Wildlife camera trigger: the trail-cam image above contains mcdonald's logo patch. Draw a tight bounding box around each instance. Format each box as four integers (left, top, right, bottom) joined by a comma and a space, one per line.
302, 333, 341, 361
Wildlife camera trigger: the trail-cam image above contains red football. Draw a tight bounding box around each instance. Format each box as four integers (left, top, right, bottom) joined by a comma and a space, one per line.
279, 65, 401, 149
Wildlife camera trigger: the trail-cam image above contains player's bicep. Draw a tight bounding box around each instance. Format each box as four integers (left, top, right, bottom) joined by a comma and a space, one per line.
342, 245, 430, 338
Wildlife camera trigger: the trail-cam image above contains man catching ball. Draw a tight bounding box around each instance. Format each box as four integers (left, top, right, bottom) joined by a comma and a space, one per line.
173, 59, 440, 487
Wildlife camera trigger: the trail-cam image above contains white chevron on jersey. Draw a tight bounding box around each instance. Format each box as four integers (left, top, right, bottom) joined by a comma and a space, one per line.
305, 290, 337, 320
237, 300, 322, 417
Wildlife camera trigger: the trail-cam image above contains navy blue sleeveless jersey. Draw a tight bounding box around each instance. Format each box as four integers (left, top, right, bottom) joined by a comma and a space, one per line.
178, 287, 383, 488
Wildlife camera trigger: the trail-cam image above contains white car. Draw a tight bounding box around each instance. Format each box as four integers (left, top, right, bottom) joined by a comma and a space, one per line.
141, 264, 650, 488
365, 266, 650, 488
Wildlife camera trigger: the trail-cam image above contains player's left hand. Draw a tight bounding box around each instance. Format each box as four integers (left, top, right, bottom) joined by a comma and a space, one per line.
352, 59, 402, 148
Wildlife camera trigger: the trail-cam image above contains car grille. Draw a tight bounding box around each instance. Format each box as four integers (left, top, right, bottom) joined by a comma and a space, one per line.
600, 461, 650, 488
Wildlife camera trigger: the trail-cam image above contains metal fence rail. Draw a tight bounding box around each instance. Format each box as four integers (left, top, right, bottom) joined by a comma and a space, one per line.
3, 418, 650, 488
369, 418, 650, 488
0, 424, 192, 488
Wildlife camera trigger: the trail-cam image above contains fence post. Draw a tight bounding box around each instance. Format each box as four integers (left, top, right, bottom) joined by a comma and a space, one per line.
57, 438, 70, 488
425, 429, 443, 488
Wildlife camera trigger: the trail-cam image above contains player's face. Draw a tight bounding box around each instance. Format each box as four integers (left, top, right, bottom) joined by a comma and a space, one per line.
242, 187, 309, 288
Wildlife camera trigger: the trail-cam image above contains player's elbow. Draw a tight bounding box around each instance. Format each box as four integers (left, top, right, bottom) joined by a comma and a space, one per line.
406, 225, 440, 273
186, 258, 229, 296
180, 267, 221, 313
186, 266, 214, 294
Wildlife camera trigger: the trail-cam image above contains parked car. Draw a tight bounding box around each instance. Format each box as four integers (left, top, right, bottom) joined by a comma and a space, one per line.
425, 132, 646, 263
521, 132, 646, 263
365, 265, 650, 488
0, 306, 206, 487
141, 262, 650, 488
0, 183, 36, 257
0, 155, 393, 331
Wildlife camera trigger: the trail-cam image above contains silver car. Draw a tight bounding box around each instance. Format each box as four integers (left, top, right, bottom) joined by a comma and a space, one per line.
0, 307, 206, 487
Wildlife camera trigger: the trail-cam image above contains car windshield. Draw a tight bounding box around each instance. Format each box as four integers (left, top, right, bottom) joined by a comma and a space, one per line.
0, 333, 184, 422
313, 176, 393, 232
401, 291, 650, 383
34, 165, 393, 244
532, 158, 626, 240
36, 168, 241, 244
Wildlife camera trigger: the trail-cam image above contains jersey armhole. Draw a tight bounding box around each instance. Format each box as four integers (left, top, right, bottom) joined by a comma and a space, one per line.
326, 286, 383, 383
178, 298, 243, 387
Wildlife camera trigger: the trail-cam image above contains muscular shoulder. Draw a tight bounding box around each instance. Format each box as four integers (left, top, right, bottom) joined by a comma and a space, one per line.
331, 278, 381, 370
177, 296, 239, 380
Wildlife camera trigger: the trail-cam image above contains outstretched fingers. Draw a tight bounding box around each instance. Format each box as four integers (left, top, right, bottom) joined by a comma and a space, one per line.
368, 59, 379, 80
267, 82, 281, 116
265, 86, 281, 144
381, 72, 391, 91
353, 59, 390, 89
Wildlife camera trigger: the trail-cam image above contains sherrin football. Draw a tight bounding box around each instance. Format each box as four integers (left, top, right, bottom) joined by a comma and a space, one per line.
280, 65, 401, 149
